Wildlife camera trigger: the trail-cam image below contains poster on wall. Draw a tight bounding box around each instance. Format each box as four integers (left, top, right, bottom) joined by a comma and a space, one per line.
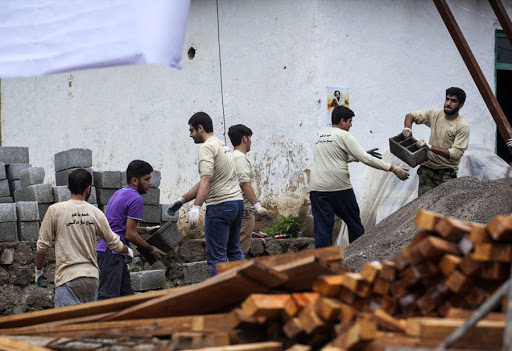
327, 86, 349, 126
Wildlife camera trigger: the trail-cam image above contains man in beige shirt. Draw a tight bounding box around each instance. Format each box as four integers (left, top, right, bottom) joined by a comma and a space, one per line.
228, 124, 269, 255
402, 87, 470, 196
310, 106, 409, 247
35, 168, 131, 307
168, 112, 244, 276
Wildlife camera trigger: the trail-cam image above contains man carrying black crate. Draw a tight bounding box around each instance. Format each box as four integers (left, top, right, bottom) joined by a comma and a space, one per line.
402, 87, 470, 197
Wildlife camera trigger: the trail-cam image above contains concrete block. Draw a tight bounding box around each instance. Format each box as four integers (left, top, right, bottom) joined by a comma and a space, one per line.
142, 205, 161, 224
6, 163, 32, 181
389, 134, 429, 168
55, 167, 93, 186
52, 186, 71, 202
141, 188, 160, 205
0, 179, 10, 197
0, 203, 16, 222
0, 222, 17, 242
130, 269, 166, 292
14, 184, 54, 204
121, 171, 127, 186
15, 201, 39, 221
0, 147, 29, 164
54, 148, 92, 172
87, 185, 97, 204
0, 163, 6, 179
0, 248, 14, 264
17, 221, 40, 241
183, 261, 210, 284
96, 188, 117, 205
8, 180, 21, 196
20, 167, 45, 188
93, 171, 122, 189
0, 197, 13, 203
161, 204, 179, 222
150, 170, 161, 188
139, 221, 183, 264
38, 203, 51, 221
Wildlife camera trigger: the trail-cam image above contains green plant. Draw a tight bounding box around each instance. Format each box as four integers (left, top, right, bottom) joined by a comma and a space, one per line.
262, 215, 301, 237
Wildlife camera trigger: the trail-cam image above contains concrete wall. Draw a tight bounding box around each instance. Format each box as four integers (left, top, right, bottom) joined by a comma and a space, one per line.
0, 0, 508, 217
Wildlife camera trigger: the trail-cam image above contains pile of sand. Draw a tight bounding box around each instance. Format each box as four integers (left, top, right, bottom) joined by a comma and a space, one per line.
343, 177, 512, 271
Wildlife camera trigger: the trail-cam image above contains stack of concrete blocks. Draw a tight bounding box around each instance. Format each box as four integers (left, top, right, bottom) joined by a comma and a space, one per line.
0, 147, 31, 203
0, 203, 17, 242
15, 201, 40, 241
141, 170, 162, 226
53, 149, 97, 207
14, 167, 54, 222
94, 171, 122, 212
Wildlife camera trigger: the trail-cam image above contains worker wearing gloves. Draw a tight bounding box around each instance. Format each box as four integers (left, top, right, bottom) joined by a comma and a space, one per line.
96, 160, 164, 300
169, 112, 244, 276
35, 169, 132, 307
310, 106, 409, 248
403, 87, 470, 196
228, 124, 269, 255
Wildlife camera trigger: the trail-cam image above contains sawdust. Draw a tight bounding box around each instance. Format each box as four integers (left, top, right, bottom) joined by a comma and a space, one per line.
343, 177, 512, 272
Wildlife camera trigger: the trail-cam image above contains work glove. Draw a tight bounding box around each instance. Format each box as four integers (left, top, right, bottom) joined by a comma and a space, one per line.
366, 148, 382, 159
123, 246, 134, 264
392, 166, 409, 181
167, 197, 185, 216
35, 268, 47, 288
416, 139, 432, 150
402, 127, 412, 138
188, 205, 201, 229
146, 225, 160, 235
151, 246, 166, 260
507, 138, 512, 147
253, 202, 269, 217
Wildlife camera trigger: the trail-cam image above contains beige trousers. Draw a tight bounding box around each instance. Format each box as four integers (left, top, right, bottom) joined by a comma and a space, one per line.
240, 209, 256, 255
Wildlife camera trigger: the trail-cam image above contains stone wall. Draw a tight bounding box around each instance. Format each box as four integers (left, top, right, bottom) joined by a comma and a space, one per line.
0, 237, 315, 316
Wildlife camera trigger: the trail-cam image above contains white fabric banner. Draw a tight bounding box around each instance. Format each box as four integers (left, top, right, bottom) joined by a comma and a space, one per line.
0, 0, 191, 78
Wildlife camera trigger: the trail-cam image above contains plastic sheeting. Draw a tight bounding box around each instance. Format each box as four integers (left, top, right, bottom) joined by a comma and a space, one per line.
0, 0, 191, 78
336, 145, 511, 247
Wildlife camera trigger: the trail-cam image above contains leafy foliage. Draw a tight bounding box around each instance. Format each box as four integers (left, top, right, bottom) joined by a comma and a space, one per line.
262, 215, 301, 237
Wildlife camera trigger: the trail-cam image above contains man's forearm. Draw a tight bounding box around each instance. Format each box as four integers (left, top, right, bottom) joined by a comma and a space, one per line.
35, 251, 46, 270
182, 182, 200, 203
431, 146, 451, 159
240, 183, 258, 205
125, 230, 153, 251
404, 114, 414, 128
194, 177, 212, 207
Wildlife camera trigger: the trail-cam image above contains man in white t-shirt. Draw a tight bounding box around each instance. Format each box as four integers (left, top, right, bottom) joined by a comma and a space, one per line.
168, 112, 244, 276
310, 106, 409, 247
228, 124, 269, 255
402, 87, 470, 196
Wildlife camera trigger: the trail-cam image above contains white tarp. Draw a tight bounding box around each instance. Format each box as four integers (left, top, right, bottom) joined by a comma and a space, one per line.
0, 0, 190, 78
336, 145, 511, 247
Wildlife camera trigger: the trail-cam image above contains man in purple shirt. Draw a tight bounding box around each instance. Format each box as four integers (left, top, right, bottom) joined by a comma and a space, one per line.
96, 160, 165, 300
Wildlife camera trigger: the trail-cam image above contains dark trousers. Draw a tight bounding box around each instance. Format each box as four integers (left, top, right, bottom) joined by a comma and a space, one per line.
417, 165, 457, 197
97, 249, 134, 300
310, 189, 364, 247
205, 200, 245, 276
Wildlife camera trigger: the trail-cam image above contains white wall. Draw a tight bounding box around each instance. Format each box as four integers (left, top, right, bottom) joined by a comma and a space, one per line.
0, 0, 507, 216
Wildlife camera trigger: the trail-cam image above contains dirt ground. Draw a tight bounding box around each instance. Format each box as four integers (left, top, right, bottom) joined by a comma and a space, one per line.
343, 177, 512, 272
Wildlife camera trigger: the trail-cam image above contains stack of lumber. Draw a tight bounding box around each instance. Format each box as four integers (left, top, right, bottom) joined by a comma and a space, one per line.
0, 210, 510, 351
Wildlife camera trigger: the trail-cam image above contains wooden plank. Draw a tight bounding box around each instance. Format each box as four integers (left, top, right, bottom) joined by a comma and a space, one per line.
182, 341, 282, 351
339, 273, 371, 298
355, 331, 420, 351
228, 308, 260, 329
103, 262, 270, 321
0, 287, 171, 329
297, 304, 328, 335
379, 262, 397, 282
416, 236, 460, 260
312, 275, 344, 297
284, 344, 311, 351
435, 217, 472, 242
283, 317, 304, 339
380, 296, 398, 316
239, 262, 289, 288
391, 250, 411, 271
373, 277, 391, 296
446, 307, 506, 321
291, 293, 319, 308
314, 297, 346, 322
275, 256, 338, 291
216, 246, 343, 274
445, 270, 472, 294
459, 255, 482, 277
469, 223, 491, 244
480, 262, 511, 280
170, 331, 231, 349
487, 215, 512, 242
241, 294, 297, 319
473, 243, 512, 262
414, 209, 444, 231
417, 289, 444, 315
0, 336, 51, 351
439, 254, 462, 276
374, 309, 406, 333
361, 261, 382, 284
464, 286, 486, 308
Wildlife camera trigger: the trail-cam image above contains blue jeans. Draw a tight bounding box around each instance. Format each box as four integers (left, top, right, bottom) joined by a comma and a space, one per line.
54, 277, 99, 308
205, 200, 245, 276
310, 189, 364, 247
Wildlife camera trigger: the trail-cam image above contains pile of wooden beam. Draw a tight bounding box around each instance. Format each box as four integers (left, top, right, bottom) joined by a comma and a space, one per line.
0, 210, 509, 350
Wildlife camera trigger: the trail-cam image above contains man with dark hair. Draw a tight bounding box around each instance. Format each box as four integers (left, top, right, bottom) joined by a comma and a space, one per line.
310, 106, 409, 248
96, 159, 164, 300
228, 124, 268, 255
402, 87, 470, 196
35, 169, 132, 307
168, 112, 244, 276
